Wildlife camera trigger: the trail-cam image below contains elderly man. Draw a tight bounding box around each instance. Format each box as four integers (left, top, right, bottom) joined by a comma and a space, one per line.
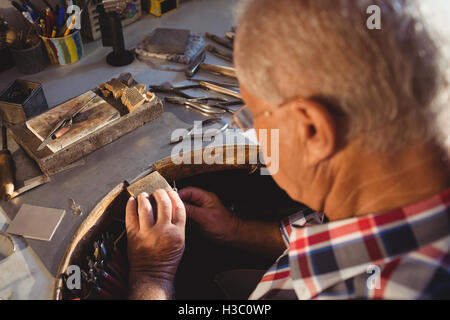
126, 0, 450, 300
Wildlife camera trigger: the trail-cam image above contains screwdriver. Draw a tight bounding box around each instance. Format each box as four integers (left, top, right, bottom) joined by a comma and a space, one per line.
0, 115, 15, 201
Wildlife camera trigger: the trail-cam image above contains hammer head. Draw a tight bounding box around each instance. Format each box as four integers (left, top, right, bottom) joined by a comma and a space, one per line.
185, 50, 206, 78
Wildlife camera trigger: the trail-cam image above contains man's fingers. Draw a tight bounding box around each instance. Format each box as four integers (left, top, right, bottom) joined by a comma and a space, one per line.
137, 192, 155, 229
183, 203, 207, 224
125, 197, 139, 233
168, 190, 186, 226
178, 187, 214, 208
153, 189, 172, 224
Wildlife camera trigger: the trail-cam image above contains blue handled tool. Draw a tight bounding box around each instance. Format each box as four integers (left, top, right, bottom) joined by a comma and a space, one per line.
58, 5, 65, 27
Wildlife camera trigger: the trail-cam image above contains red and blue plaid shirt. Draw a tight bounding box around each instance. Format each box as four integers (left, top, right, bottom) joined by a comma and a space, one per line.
250, 188, 450, 300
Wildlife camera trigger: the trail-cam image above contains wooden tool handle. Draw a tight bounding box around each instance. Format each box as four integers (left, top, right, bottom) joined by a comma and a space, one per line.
200, 63, 237, 79
205, 32, 234, 50
54, 125, 71, 138
199, 81, 242, 99
0, 150, 15, 201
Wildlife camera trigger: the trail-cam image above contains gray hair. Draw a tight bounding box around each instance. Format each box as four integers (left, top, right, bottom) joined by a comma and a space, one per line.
234, 0, 450, 154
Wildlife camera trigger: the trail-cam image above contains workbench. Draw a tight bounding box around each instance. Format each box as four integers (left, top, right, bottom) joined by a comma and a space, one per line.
0, 0, 253, 299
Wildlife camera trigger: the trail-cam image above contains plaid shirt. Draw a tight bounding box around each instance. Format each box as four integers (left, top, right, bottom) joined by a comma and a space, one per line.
250, 188, 450, 300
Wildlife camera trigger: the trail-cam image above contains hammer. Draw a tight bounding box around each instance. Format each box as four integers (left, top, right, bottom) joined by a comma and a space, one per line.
186, 51, 237, 79
0, 114, 15, 201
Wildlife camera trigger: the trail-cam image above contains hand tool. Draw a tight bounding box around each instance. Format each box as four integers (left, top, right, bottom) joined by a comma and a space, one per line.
185, 51, 237, 79
187, 78, 239, 88
37, 95, 97, 151
21, 2, 38, 21
96, 267, 126, 291
205, 32, 233, 50
170, 118, 229, 145
165, 96, 227, 116
0, 115, 15, 201
206, 44, 233, 63
57, 5, 65, 27
24, 0, 44, 19
100, 259, 122, 281
40, 0, 55, 13
225, 31, 235, 41
62, 15, 76, 37
10, 175, 50, 199
149, 82, 228, 102
22, 11, 35, 24
150, 81, 241, 102
198, 81, 241, 100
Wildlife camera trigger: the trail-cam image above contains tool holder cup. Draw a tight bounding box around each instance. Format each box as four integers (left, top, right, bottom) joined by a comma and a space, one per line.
9, 40, 49, 75
40, 29, 84, 65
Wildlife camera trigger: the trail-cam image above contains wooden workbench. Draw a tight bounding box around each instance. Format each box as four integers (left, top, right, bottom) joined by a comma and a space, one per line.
0, 0, 249, 299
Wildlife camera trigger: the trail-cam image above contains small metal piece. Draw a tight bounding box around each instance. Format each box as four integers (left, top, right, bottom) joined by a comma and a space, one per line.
185, 50, 207, 78
68, 198, 83, 216
173, 181, 177, 192
100, 242, 108, 259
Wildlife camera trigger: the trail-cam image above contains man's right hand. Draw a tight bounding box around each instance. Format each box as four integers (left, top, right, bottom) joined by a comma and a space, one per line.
179, 186, 287, 258
178, 187, 241, 244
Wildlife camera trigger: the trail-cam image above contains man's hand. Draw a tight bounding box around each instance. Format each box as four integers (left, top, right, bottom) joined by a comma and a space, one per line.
178, 187, 240, 244
179, 186, 287, 259
126, 189, 186, 299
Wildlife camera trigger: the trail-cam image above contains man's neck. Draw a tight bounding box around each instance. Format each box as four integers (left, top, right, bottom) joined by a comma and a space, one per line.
323, 142, 450, 221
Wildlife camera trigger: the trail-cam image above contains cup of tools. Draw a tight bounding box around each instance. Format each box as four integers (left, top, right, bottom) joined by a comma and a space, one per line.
40, 29, 84, 65
10, 39, 49, 75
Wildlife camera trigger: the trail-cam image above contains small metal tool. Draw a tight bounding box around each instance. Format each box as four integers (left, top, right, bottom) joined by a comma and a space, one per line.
169, 118, 229, 145
149, 82, 229, 102
165, 96, 227, 116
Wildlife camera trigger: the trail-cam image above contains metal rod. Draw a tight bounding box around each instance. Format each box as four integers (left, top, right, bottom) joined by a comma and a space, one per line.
1, 114, 7, 150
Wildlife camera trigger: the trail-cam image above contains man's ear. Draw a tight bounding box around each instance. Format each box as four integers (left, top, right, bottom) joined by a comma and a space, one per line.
288, 98, 337, 164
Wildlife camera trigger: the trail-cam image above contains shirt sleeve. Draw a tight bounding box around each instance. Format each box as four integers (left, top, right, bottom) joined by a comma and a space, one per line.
280, 211, 325, 247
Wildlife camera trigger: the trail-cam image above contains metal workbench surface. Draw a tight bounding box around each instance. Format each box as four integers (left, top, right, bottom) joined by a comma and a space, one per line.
0, 0, 250, 299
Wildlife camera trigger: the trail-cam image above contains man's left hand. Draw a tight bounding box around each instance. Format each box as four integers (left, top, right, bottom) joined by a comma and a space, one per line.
126, 189, 186, 299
